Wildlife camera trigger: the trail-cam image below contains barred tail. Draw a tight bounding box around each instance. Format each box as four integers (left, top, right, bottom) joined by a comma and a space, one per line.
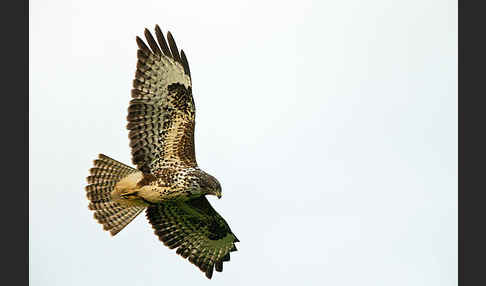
86, 154, 145, 236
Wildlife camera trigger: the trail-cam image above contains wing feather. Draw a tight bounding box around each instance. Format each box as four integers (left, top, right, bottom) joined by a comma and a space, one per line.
146, 197, 239, 279
180, 50, 191, 78
128, 26, 195, 173
155, 25, 172, 57
144, 28, 162, 56
167, 31, 182, 63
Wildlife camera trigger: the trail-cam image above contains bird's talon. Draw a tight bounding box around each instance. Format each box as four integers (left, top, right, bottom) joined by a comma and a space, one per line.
121, 191, 139, 199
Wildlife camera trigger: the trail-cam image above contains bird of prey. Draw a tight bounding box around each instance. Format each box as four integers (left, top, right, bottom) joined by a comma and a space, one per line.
85, 25, 239, 279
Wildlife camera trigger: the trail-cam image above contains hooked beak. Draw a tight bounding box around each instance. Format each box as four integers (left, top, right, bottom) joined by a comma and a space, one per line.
217, 193, 222, 199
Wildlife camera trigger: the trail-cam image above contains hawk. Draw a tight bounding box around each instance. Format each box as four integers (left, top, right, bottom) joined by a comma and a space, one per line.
85, 25, 239, 279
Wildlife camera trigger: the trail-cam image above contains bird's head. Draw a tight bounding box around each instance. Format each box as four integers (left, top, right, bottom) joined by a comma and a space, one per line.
214, 182, 222, 199
196, 171, 222, 199
207, 176, 222, 199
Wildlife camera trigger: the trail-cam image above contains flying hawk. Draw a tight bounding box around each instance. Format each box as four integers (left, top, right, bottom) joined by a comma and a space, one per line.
85, 25, 239, 279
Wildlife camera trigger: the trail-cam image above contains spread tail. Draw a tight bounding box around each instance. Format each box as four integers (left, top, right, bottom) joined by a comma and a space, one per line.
86, 154, 145, 236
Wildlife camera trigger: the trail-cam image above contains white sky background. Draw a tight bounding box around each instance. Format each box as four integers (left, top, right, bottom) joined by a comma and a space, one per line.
29, 0, 457, 285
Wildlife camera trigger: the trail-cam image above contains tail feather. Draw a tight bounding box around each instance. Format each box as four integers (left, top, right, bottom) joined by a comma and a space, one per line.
86, 183, 117, 194
86, 154, 145, 236
100, 208, 145, 235
86, 192, 112, 202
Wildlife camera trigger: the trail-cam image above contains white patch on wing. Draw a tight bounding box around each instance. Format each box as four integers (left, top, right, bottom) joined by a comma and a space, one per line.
147, 53, 191, 101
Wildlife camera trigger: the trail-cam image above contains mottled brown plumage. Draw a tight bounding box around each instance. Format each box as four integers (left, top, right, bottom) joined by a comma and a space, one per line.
85, 25, 238, 279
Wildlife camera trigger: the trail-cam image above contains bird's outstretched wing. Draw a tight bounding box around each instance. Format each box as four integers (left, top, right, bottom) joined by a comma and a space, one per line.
128, 25, 196, 173
146, 197, 239, 279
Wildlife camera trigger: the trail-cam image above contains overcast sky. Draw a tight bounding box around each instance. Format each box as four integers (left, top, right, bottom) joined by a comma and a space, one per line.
30, 0, 457, 285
